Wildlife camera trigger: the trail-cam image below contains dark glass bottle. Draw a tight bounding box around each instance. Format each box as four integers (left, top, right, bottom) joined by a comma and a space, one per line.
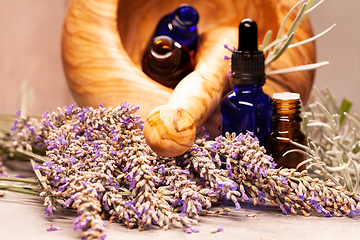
142, 35, 195, 89
154, 4, 199, 52
266, 92, 307, 171
220, 18, 272, 146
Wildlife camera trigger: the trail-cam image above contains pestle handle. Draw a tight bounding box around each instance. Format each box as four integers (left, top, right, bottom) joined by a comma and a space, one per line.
143, 26, 237, 157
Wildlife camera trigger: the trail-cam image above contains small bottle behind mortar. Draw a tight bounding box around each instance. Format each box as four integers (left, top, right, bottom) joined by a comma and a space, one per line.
142, 35, 195, 89
154, 4, 199, 53
266, 92, 307, 170
220, 18, 272, 146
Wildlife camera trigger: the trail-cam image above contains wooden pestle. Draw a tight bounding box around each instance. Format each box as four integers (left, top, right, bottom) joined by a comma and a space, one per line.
143, 26, 237, 157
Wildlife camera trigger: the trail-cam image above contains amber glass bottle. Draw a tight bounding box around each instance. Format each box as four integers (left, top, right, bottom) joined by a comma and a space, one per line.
266, 92, 307, 171
142, 35, 195, 89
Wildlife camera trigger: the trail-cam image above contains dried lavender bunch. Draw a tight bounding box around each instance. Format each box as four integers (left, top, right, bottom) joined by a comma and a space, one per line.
195, 132, 360, 218
107, 132, 242, 232
22, 102, 144, 239
5, 101, 360, 240
9, 103, 241, 238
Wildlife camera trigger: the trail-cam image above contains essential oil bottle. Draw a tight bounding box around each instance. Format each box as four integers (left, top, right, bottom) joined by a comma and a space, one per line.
154, 4, 199, 52
142, 35, 195, 89
220, 18, 272, 146
266, 92, 307, 170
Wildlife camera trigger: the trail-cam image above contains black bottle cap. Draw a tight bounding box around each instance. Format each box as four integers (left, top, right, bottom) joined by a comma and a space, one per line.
230, 18, 265, 85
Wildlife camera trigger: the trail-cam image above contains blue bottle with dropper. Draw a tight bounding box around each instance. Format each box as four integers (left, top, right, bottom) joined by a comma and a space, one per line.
154, 4, 199, 52
220, 18, 272, 146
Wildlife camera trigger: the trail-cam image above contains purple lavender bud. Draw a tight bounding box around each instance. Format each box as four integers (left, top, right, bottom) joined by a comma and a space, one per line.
66, 102, 76, 115
42, 111, 49, 119
46, 225, 61, 231
44, 205, 53, 216
257, 191, 266, 199
129, 178, 135, 190
224, 55, 231, 60
67, 156, 76, 164
280, 205, 288, 215
184, 227, 192, 234
53, 176, 60, 184
73, 216, 82, 231
64, 196, 75, 208
33, 163, 43, 171
181, 203, 187, 213
322, 208, 333, 218
235, 201, 241, 211
45, 161, 54, 169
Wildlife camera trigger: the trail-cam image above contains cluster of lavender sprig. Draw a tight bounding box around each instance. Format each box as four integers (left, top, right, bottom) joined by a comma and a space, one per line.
9, 103, 242, 238
8, 102, 360, 240
197, 132, 360, 218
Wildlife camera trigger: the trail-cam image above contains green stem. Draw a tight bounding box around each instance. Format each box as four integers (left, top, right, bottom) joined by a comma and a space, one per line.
30, 159, 48, 190
16, 147, 47, 162
0, 176, 38, 184
337, 152, 353, 192
0, 185, 41, 196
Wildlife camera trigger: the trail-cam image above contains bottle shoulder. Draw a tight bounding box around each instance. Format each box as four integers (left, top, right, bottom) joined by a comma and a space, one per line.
223, 87, 271, 105
267, 130, 306, 144
155, 15, 198, 51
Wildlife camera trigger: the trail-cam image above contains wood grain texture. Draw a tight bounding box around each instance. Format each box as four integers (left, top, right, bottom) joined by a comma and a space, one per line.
61, 0, 316, 157
144, 105, 196, 157
62, 0, 172, 119
264, 0, 316, 104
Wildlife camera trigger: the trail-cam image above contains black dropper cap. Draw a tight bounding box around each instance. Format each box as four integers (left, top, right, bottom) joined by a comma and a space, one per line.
230, 18, 265, 85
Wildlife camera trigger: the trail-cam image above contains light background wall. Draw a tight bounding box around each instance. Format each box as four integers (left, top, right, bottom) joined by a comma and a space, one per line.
308, 0, 360, 110
0, 0, 71, 115
0, 0, 359, 115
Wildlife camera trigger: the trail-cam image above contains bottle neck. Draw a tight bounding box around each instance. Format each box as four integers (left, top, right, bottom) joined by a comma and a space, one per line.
232, 84, 264, 92
271, 99, 303, 130
169, 5, 199, 35
147, 36, 180, 71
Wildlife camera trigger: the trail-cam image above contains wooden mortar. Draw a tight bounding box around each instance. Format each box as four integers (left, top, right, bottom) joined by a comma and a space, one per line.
62, 0, 316, 157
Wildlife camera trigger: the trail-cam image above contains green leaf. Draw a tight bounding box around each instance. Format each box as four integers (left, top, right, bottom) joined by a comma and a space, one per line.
276, 0, 304, 39
262, 36, 288, 53
266, 61, 329, 75
259, 30, 272, 51
305, 0, 325, 14
316, 102, 337, 132
286, 3, 307, 38
339, 98, 353, 125
265, 33, 295, 66
353, 145, 360, 154
288, 24, 336, 49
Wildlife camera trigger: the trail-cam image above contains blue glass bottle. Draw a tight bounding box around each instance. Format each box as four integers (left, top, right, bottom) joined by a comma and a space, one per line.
220, 18, 272, 146
154, 4, 199, 52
